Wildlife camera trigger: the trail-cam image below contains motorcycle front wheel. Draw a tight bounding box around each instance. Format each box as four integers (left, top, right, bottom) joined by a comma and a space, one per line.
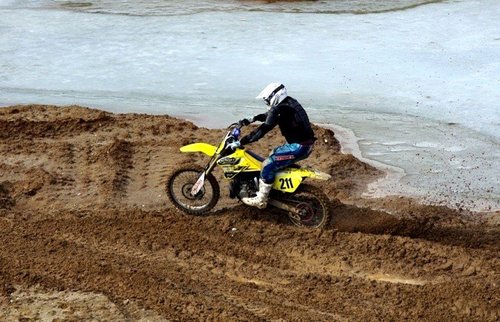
273, 184, 330, 229
166, 166, 220, 215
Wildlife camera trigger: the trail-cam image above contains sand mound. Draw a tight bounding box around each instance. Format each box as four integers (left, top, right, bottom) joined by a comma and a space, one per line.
0, 105, 498, 321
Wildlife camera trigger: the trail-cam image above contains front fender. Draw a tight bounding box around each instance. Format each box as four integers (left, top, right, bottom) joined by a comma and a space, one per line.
180, 143, 217, 157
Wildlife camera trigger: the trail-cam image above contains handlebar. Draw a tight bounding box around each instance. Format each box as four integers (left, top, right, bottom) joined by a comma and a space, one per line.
227, 122, 241, 129
228, 117, 253, 129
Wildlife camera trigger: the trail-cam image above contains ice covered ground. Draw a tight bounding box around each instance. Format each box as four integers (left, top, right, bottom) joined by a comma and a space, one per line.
0, 0, 498, 211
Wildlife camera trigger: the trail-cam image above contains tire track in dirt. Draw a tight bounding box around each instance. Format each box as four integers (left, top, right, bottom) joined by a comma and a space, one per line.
124, 142, 178, 210
2, 205, 499, 321
1, 212, 347, 320
57, 210, 345, 319
0, 221, 239, 320
50, 229, 349, 321
92, 138, 134, 201
73, 141, 104, 206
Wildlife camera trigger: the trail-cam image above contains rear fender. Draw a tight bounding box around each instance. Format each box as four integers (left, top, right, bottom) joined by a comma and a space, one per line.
273, 167, 331, 193
300, 168, 332, 181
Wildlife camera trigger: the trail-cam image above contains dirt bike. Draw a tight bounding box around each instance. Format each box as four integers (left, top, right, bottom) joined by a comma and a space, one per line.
166, 123, 332, 228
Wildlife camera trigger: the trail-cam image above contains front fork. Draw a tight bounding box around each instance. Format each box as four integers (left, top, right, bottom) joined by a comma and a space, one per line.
191, 153, 219, 196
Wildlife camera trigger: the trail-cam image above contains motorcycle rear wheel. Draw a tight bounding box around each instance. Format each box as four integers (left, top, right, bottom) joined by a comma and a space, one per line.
166, 166, 220, 215
273, 184, 330, 229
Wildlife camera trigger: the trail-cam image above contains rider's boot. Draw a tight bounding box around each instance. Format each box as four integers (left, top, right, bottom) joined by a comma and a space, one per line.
242, 179, 273, 209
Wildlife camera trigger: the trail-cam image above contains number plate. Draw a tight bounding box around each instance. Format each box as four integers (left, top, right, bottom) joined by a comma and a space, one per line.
191, 172, 205, 195
274, 171, 302, 192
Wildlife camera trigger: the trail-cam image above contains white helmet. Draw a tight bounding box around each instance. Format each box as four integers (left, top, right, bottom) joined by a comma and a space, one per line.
256, 83, 288, 108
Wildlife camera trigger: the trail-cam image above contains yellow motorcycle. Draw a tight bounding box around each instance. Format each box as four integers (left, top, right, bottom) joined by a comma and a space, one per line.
166, 124, 332, 228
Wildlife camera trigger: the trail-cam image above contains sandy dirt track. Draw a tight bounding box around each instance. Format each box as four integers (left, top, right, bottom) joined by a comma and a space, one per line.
0, 105, 498, 321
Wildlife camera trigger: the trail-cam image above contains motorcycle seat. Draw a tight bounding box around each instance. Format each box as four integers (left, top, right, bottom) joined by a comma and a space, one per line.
246, 150, 303, 169
246, 150, 265, 162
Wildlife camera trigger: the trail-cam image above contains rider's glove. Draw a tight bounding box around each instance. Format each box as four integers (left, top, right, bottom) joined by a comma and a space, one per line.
238, 118, 252, 127
227, 141, 241, 151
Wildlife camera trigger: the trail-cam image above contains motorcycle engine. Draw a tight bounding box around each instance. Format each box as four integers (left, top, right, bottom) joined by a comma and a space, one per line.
238, 182, 252, 199
229, 175, 259, 199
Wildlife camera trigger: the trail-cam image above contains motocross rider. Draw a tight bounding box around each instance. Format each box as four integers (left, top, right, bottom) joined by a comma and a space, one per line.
231, 83, 316, 209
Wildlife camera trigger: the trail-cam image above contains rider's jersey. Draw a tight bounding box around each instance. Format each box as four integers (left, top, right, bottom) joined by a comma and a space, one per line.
240, 96, 316, 146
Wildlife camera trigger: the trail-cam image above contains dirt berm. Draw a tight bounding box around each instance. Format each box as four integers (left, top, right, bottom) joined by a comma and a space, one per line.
0, 105, 498, 321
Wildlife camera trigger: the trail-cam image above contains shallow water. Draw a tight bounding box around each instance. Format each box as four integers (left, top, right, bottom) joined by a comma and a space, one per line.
3, 0, 447, 15
0, 0, 498, 211
326, 113, 499, 212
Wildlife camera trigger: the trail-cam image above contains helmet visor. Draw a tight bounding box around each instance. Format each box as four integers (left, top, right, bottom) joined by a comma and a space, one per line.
263, 84, 284, 107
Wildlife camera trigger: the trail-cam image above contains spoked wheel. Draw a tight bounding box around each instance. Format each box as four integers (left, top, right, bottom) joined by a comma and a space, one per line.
273, 184, 330, 229
166, 166, 220, 215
